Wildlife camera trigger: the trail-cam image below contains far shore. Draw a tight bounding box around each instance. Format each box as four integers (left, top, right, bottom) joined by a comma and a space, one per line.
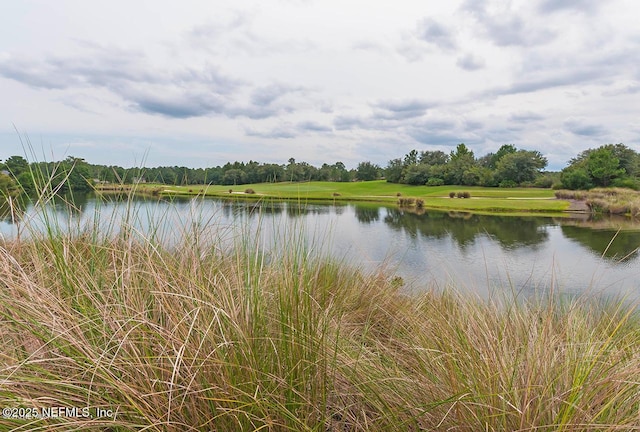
95, 180, 576, 214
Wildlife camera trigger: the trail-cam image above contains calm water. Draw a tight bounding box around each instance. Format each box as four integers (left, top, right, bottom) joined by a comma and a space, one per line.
2, 194, 639, 301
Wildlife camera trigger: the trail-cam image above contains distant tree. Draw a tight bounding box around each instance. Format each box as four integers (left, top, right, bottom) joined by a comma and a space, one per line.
4, 155, 29, 177
243, 161, 261, 184
317, 163, 332, 181
418, 150, 449, 166
445, 143, 476, 185
489, 144, 517, 169
15, 171, 35, 194
297, 162, 317, 181
494, 150, 547, 185
402, 164, 430, 185
403, 149, 419, 166
0, 173, 20, 196
385, 158, 404, 183
259, 164, 285, 183
570, 144, 639, 175
586, 147, 625, 187
331, 162, 351, 182
60, 156, 93, 192
561, 167, 593, 190
285, 158, 301, 181
605, 143, 640, 177
356, 161, 381, 181
222, 169, 247, 185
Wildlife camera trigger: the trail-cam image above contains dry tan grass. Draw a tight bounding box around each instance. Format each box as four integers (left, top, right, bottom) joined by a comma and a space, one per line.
556, 188, 640, 217
0, 196, 639, 430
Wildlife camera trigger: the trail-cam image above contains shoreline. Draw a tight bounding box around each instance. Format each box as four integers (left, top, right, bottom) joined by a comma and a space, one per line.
95, 181, 575, 215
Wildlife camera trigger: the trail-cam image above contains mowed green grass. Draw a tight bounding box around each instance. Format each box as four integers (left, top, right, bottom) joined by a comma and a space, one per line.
126, 180, 569, 212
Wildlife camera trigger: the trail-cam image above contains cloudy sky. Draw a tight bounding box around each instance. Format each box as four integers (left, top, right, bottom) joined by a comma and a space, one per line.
1, 0, 638, 170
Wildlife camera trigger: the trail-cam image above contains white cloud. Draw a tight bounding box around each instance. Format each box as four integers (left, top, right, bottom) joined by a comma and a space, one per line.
0, 0, 638, 170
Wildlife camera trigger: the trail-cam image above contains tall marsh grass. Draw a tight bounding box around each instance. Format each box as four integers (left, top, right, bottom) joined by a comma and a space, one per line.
556, 188, 640, 217
1, 185, 640, 430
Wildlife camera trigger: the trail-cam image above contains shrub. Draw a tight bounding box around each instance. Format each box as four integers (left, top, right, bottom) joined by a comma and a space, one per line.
397, 197, 416, 207
462, 191, 471, 199
533, 176, 554, 188
555, 190, 586, 200
229, 189, 233, 193
608, 203, 630, 215
396, 192, 402, 197
415, 198, 424, 208
551, 183, 564, 190
499, 180, 518, 188
586, 198, 607, 212
611, 178, 640, 190
449, 191, 456, 198
560, 168, 593, 190
333, 192, 341, 197
245, 188, 256, 194
426, 178, 444, 186
188, 189, 193, 193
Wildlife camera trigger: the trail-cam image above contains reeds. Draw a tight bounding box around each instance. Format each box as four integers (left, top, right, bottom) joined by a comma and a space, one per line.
556, 188, 640, 217
1, 182, 640, 430
397, 197, 424, 208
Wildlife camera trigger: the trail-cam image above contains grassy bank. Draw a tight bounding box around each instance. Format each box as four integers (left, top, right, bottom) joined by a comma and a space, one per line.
556, 188, 640, 217
1, 194, 639, 431
97, 180, 570, 213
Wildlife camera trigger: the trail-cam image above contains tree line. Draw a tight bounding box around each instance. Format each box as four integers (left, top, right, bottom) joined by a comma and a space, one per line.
1, 143, 638, 196
385, 143, 640, 190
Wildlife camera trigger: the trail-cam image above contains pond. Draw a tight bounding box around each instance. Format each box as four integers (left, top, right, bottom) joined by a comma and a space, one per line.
1, 194, 639, 301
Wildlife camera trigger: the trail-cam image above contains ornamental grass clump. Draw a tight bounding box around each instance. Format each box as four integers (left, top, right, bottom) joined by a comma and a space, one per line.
568, 188, 640, 216
397, 197, 416, 207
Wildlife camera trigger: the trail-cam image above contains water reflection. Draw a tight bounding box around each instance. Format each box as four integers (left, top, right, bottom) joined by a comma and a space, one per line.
560, 225, 640, 261
1, 195, 639, 299
354, 205, 380, 224
383, 208, 550, 249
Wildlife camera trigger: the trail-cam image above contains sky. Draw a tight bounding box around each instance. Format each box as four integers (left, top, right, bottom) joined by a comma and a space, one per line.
0, 0, 639, 171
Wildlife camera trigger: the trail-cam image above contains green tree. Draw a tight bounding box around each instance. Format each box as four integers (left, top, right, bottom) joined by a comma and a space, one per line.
560, 167, 593, 190
222, 169, 248, 185
4, 155, 29, 177
494, 150, 547, 185
403, 164, 430, 185
0, 173, 20, 196
356, 161, 381, 181
331, 162, 351, 182
605, 143, 640, 177
59, 156, 93, 192
445, 143, 476, 185
258, 164, 285, 183
385, 158, 404, 183
586, 147, 626, 187
419, 150, 449, 166
403, 149, 418, 166
489, 144, 517, 169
